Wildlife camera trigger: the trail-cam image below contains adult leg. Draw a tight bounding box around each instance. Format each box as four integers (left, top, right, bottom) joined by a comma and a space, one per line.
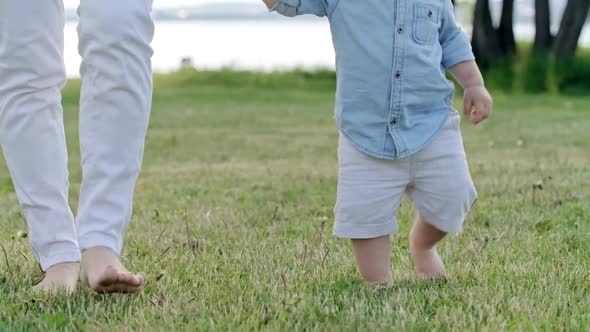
76, 0, 154, 293
0, 0, 79, 292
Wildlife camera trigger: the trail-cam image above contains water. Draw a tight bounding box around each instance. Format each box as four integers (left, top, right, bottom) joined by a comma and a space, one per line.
63, 20, 590, 77
64, 20, 335, 77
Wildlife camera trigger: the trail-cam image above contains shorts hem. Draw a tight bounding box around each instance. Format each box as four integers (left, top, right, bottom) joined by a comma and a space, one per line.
333, 222, 398, 239
418, 211, 466, 235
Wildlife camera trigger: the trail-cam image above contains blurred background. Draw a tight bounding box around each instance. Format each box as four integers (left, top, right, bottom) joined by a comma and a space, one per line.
61, 0, 590, 93
0, 2, 587, 327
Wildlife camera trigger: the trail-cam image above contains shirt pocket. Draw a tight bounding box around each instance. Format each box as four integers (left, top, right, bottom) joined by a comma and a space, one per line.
412, 3, 441, 45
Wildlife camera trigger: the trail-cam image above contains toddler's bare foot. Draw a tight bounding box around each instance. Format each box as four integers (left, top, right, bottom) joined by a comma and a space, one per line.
410, 218, 448, 280
32, 262, 80, 294
410, 246, 446, 280
80, 247, 144, 293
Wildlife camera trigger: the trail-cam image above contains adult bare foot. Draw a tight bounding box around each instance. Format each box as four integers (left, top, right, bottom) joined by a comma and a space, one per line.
32, 262, 80, 294
80, 247, 144, 293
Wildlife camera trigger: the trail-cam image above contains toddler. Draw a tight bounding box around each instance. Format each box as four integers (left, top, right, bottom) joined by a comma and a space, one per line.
263, 0, 492, 284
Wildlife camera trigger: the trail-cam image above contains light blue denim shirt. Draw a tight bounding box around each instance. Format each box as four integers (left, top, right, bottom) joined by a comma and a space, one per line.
271, 0, 474, 159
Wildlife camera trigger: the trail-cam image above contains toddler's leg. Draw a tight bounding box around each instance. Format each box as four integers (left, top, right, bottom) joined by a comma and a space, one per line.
409, 217, 447, 280
351, 235, 393, 286
333, 134, 411, 286
407, 112, 477, 281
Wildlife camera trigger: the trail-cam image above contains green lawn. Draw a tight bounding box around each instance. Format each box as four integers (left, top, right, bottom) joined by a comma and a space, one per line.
0, 70, 589, 330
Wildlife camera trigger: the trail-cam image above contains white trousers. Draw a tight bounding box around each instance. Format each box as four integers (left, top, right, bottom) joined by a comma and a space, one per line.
0, 0, 154, 271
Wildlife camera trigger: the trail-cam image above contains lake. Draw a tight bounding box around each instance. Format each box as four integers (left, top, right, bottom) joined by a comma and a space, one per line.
63, 20, 590, 77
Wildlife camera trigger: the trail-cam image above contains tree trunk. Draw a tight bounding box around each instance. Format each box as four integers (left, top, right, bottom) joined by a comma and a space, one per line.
497, 0, 517, 55
472, 0, 503, 67
553, 0, 590, 59
533, 0, 553, 51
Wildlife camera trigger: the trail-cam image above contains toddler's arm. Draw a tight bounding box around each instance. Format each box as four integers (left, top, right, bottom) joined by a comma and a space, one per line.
262, 0, 329, 17
448, 61, 492, 125
439, 0, 474, 69
438, 0, 492, 125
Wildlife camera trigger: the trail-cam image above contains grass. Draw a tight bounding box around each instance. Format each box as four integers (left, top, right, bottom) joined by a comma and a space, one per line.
0, 70, 589, 331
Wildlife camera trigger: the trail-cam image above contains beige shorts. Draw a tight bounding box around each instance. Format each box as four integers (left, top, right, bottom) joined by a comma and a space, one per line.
333, 112, 477, 239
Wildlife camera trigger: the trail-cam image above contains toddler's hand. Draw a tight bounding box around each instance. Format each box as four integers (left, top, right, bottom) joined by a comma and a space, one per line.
463, 85, 492, 125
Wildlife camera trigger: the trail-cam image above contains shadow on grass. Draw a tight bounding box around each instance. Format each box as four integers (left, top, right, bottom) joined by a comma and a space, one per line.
326, 275, 453, 296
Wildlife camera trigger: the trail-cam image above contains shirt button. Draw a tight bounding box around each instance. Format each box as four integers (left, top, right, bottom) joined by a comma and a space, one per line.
397, 26, 404, 34
394, 71, 401, 79
390, 117, 398, 125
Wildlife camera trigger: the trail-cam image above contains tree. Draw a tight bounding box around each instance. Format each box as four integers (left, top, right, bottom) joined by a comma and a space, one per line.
533, 0, 553, 51
472, 0, 503, 67
472, 0, 517, 67
553, 0, 590, 59
497, 0, 517, 55
526, 0, 554, 93
473, 0, 589, 61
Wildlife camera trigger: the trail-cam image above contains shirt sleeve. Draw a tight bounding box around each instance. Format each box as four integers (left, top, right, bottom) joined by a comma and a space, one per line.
439, 0, 474, 69
269, 0, 329, 17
